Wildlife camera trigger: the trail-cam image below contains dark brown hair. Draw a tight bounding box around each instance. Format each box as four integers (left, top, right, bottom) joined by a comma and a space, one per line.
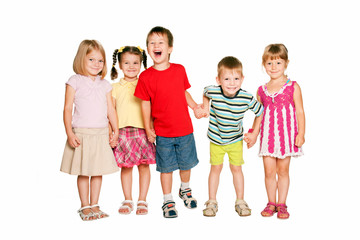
146, 26, 174, 47
110, 46, 147, 80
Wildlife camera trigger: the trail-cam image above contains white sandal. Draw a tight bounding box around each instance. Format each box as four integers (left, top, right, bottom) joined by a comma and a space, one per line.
90, 204, 109, 219
118, 200, 134, 215
78, 206, 95, 221
203, 200, 218, 217
234, 199, 251, 217
136, 201, 148, 215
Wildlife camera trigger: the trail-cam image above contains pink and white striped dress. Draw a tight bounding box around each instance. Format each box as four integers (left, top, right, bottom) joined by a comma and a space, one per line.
258, 80, 303, 159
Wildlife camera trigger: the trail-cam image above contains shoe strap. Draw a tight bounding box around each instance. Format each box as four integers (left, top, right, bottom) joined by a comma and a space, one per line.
78, 205, 92, 212
122, 200, 134, 207
137, 200, 148, 207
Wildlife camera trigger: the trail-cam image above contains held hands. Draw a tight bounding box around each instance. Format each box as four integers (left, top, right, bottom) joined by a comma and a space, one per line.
193, 104, 209, 119
146, 128, 156, 144
244, 132, 257, 149
109, 132, 119, 148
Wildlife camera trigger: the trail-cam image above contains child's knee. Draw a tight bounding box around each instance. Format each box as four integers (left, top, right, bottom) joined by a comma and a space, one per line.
229, 164, 243, 174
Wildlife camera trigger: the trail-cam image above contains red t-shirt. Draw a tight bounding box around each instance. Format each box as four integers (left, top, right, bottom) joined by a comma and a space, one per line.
134, 63, 193, 137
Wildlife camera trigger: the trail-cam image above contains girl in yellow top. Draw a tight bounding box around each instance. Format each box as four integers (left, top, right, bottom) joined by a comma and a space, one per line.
110, 46, 156, 215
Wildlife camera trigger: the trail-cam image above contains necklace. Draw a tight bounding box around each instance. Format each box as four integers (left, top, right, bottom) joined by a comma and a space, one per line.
266, 78, 290, 103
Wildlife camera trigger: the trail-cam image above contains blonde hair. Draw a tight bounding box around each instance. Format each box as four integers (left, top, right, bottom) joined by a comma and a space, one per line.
73, 40, 107, 79
262, 43, 289, 67
217, 56, 243, 77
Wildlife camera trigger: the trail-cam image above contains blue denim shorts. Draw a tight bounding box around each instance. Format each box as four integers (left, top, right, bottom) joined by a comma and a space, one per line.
155, 133, 199, 173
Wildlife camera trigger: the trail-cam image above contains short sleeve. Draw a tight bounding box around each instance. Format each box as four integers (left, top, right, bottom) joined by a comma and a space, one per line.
103, 80, 112, 93
182, 66, 191, 90
248, 96, 264, 117
134, 75, 150, 101
203, 85, 215, 99
66, 75, 78, 90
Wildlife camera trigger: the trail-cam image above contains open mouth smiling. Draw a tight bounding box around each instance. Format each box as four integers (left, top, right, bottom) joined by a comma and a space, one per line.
154, 51, 162, 56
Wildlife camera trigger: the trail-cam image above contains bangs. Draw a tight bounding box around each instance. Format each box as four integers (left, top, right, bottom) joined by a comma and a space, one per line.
262, 44, 288, 65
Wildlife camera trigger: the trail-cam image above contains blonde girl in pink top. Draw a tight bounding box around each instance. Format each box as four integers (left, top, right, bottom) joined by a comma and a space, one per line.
245, 44, 305, 219
61, 40, 119, 221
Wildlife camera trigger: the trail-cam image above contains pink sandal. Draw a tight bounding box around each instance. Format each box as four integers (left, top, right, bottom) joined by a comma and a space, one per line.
261, 202, 276, 217
276, 203, 290, 219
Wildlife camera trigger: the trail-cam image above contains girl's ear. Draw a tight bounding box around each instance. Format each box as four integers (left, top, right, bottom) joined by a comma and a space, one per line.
285, 60, 290, 68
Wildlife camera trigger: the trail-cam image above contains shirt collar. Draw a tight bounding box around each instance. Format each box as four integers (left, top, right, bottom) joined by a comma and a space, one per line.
119, 78, 138, 86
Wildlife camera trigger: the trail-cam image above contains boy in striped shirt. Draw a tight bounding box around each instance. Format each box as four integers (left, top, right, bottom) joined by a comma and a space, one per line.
199, 56, 263, 217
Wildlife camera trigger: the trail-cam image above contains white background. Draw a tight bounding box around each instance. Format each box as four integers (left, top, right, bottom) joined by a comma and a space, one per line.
1, 0, 359, 239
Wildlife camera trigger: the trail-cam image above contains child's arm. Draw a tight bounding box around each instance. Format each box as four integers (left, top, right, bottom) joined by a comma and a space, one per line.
199, 95, 210, 118
63, 85, 80, 148
185, 90, 207, 119
294, 82, 305, 147
244, 94, 263, 149
244, 114, 263, 149
107, 92, 119, 148
141, 100, 156, 143
185, 90, 198, 109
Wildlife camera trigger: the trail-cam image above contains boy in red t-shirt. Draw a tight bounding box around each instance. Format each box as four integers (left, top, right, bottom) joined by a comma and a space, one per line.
135, 26, 202, 218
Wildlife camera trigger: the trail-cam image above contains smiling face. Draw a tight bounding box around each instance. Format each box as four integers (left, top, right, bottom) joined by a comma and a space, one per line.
147, 33, 173, 70
216, 68, 244, 98
119, 52, 141, 81
84, 49, 104, 80
264, 57, 288, 80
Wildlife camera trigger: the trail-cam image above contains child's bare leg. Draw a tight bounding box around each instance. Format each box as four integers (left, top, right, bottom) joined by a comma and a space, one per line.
137, 164, 150, 214
89, 176, 104, 217
208, 164, 223, 200
179, 169, 191, 183
276, 156, 290, 209
78, 175, 90, 206
77, 175, 93, 220
161, 172, 173, 197
119, 167, 133, 213
263, 156, 277, 214
229, 164, 244, 200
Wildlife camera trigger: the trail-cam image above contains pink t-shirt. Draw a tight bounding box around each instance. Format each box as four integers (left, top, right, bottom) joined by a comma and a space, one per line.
66, 74, 112, 128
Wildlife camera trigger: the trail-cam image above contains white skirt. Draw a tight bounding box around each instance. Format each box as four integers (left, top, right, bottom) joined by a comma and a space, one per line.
60, 128, 119, 176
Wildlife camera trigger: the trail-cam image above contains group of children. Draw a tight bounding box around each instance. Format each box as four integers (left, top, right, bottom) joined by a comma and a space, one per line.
60, 26, 305, 221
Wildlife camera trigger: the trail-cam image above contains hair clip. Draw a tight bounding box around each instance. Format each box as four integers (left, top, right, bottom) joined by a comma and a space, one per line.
118, 47, 125, 53
137, 46, 144, 53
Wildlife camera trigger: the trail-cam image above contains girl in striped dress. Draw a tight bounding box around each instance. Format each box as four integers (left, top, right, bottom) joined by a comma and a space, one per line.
245, 44, 305, 219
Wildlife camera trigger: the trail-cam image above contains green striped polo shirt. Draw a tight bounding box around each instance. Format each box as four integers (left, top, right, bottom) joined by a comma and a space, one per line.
204, 85, 263, 145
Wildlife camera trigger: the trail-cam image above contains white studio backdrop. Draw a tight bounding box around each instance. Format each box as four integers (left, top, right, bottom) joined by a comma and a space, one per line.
1, 0, 359, 239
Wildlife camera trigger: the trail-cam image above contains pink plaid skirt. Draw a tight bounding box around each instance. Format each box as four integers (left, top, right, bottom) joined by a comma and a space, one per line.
113, 127, 156, 168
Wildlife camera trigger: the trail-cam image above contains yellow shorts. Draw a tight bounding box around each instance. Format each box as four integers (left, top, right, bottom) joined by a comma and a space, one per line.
210, 140, 244, 166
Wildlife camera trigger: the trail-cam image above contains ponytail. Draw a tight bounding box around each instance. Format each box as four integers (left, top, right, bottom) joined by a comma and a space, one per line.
111, 49, 119, 80
142, 50, 147, 69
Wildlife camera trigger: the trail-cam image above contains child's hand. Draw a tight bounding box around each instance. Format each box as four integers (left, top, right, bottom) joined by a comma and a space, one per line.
295, 134, 305, 147
109, 132, 119, 148
193, 104, 209, 119
244, 132, 257, 149
67, 133, 81, 148
146, 128, 156, 144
